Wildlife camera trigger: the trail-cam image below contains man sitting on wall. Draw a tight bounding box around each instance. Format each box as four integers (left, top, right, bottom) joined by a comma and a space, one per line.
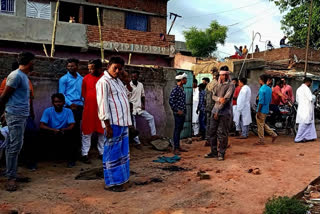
39, 93, 76, 168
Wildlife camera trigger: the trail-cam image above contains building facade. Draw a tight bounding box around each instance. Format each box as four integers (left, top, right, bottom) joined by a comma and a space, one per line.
0, 0, 175, 66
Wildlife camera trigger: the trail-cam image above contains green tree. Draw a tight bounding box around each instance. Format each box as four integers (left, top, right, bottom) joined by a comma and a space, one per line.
270, 0, 320, 49
183, 21, 227, 57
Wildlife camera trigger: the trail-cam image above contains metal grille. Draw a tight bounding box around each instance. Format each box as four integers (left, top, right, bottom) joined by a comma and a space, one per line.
26, 0, 51, 20
0, 0, 15, 14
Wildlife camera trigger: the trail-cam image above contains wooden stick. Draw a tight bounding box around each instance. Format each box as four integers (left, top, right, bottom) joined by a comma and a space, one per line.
51, 0, 60, 57
128, 53, 132, 65
304, 0, 313, 76
43, 44, 49, 57
96, 7, 104, 62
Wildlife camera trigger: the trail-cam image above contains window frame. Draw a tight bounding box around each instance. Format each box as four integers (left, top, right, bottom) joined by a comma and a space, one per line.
125, 12, 149, 32
0, 0, 16, 15
26, 0, 52, 20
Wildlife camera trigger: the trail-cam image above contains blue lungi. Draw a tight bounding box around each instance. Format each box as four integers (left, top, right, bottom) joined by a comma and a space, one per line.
103, 125, 130, 187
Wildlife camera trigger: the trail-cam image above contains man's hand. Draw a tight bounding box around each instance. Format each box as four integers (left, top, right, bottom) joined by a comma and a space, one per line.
177, 110, 184, 115
214, 113, 219, 120
141, 104, 145, 110
219, 97, 226, 104
70, 104, 78, 110
53, 129, 61, 135
105, 124, 113, 138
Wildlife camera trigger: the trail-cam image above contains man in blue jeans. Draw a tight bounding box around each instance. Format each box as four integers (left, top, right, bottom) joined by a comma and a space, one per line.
0, 52, 35, 191
169, 72, 188, 155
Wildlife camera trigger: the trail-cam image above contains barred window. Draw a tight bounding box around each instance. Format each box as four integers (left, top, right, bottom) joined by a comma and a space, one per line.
0, 0, 15, 14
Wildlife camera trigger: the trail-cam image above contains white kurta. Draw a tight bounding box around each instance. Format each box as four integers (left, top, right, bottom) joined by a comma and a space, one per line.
296, 84, 315, 124
192, 87, 199, 135
236, 85, 252, 126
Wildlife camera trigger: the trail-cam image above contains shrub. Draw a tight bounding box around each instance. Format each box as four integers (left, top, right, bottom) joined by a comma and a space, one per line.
264, 196, 308, 214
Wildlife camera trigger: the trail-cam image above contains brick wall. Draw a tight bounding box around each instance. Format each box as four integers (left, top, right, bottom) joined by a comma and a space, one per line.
251, 47, 320, 62
150, 16, 166, 33
87, 0, 167, 15
87, 25, 175, 47
102, 9, 125, 29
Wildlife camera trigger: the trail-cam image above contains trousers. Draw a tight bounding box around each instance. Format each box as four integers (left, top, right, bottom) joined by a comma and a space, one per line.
256, 112, 277, 142
81, 132, 105, 156
173, 114, 185, 149
5, 113, 27, 180
208, 114, 231, 154
133, 110, 156, 144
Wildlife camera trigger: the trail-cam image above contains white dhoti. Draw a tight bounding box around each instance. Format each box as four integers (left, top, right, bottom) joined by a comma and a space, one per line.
295, 123, 317, 143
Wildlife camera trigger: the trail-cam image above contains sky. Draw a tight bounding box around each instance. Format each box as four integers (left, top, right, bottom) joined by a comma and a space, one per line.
167, 0, 285, 59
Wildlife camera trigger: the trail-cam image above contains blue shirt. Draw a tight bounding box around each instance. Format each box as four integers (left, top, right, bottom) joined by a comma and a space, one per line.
59, 72, 83, 106
197, 90, 206, 112
40, 107, 75, 129
257, 84, 272, 114
5, 69, 30, 116
169, 85, 186, 114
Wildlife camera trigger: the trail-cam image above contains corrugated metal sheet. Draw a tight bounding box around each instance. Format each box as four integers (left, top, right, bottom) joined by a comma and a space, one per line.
26, 0, 51, 20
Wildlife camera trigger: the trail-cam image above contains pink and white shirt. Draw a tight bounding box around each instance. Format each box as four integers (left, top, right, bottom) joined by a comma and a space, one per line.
96, 71, 132, 127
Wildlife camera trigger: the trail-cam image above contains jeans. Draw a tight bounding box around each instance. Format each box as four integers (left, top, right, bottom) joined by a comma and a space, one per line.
173, 114, 185, 149
239, 115, 249, 137
132, 110, 156, 144
208, 114, 231, 154
199, 111, 206, 139
5, 113, 28, 180
205, 112, 212, 140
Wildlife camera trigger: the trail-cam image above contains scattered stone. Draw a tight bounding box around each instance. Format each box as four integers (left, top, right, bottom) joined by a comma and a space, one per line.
216, 170, 221, 173
248, 168, 260, 175
300, 153, 305, 156
150, 139, 170, 151
161, 166, 188, 172
200, 173, 211, 180
197, 170, 206, 176
185, 138, 192, 144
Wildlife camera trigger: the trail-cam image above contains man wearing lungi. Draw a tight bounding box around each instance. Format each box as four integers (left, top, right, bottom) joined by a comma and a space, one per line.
96, 57, 132, 192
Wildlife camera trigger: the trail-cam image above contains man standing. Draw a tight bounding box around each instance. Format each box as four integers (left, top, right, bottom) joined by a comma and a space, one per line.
59, 58, 83, 153
129, 70, 157, 145
295, 78, 317, 143
197, 83, 206, 140
205, 66, 235, 161
232, 78, 241, 136
0, 52, 34, 191
81, 59, 104, 164
242, 45, 248, 55
169, 72, 188, 155
96, 57, 131, 192
192, 79, 199, 136
236, 78, 252, 139
204, 68, 219, 146
280, 78, 294, 104
256, 75, 277, 145
270, 79, 287, 123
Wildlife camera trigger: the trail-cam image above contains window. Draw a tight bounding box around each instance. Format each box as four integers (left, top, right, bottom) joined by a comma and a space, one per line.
125, 12, 148, 32
26, 0, 51, 20
59, 2, 80, 23
0, 0, 15, 14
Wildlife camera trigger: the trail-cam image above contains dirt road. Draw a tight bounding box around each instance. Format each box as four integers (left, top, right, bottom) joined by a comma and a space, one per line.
0, 135, 319, 214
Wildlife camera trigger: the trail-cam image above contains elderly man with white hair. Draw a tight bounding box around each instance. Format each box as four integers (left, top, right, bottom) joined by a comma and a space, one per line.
169, 72, 188, 155
205, 66, 235, 161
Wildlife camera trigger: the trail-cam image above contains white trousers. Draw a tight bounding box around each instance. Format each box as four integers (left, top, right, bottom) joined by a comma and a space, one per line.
133, 110, 156, 144
81, 132, 104, 156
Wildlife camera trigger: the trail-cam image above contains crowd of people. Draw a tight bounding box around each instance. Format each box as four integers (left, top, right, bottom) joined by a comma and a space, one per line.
0, 51, 317, 193
0, 52, 158, 192
191, 67, 317, 158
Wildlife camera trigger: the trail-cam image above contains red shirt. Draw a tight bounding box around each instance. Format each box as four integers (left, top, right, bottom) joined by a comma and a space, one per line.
271, 85, 282, 105
232, 86, 241, 105
82, 73, 104, 135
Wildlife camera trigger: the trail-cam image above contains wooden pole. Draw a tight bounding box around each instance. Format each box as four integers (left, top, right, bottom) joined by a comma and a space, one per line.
43, 44, 49, 57
96, 7, 104, 62
128, 53, 132, 65
304, 0, 313, 76
51, 0, 60, 57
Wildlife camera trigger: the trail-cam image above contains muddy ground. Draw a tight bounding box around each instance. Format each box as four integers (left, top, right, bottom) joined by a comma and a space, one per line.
0, 135, 319, 214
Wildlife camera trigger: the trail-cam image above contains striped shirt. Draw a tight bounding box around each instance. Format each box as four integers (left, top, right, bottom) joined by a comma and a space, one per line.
96, 71, 132, 127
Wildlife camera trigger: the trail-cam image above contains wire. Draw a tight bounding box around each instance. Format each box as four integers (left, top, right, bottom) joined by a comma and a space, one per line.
182, 1, 264, 20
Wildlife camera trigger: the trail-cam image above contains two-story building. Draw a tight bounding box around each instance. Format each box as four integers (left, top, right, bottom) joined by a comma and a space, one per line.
0, 0, 175, 66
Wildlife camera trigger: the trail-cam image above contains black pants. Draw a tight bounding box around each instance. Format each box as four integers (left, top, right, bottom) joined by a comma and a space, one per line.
208, 114, 231, 154
67, 105, 83, 153
173, 114, 185, 149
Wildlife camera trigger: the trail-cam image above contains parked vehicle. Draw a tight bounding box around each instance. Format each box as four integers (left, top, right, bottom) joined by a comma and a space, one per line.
250, 101, 297, 136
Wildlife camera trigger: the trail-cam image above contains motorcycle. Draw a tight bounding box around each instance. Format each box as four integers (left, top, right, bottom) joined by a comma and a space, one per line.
250, 101, 298, 136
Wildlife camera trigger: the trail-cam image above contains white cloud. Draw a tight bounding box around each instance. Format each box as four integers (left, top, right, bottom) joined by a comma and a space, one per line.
168, 0, 285, 58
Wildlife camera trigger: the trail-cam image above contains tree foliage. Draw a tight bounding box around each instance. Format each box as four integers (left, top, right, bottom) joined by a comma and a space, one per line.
183, 21, 227, 57
270, 0, 320, 49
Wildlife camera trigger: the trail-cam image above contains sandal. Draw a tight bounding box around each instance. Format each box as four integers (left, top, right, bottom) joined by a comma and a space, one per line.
5, 180, 18, 192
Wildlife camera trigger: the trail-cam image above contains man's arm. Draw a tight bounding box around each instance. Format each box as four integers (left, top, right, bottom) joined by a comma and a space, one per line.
61, 123, 75, 132
0, 86, 15, 115
40, 122, 59, 133
215, 84, 235, 111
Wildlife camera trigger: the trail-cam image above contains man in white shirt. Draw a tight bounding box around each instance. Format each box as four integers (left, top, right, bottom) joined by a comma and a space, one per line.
295, 78, 317, 143
129, 71, 157, 145
96, 57, 132, 192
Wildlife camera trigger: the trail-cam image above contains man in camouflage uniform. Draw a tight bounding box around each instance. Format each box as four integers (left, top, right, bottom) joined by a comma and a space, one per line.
204, 67, 219, 146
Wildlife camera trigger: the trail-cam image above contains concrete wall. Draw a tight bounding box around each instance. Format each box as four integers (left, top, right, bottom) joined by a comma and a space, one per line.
0, 52, 178, 138
0, 15, 87, 48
